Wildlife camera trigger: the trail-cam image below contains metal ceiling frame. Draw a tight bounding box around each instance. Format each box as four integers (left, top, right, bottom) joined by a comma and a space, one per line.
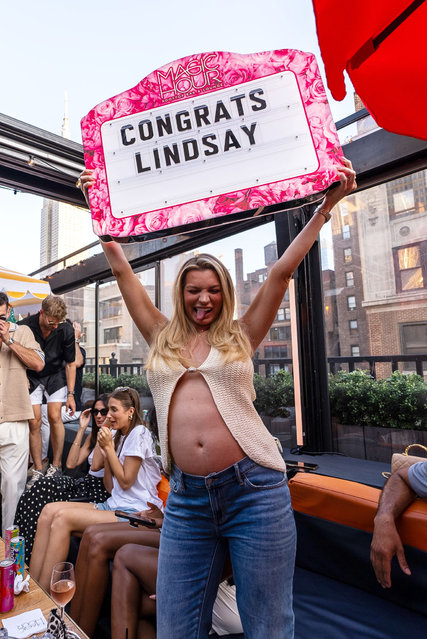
1, 109, 427, 294
2, 109, 427, 453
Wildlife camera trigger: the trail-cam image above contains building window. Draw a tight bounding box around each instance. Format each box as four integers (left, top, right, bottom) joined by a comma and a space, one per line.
342, 225, 351, 240
401, 323, 427, 356
351, 345, 360, 357
347, 296, 356, 311
258, 273, 267, 282
349, 319, 358, 335
345, 271, 354, 287
393, 189, 414, 215
265, 345, 288, 358
394, 243, 425, 291
343, 248, 352, 264
276, 308, 285, 321
100, 297, 122, 319
270, 364, 281, 375
285, 308, 291, 320
270, 326, 291, 341
104, 326, 123, 343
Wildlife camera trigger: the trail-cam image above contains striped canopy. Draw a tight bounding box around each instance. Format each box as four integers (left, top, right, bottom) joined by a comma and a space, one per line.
0, 266, 51, 314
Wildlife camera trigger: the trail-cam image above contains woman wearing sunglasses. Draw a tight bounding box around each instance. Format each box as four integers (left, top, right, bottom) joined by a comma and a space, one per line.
14, 394, 111, 563
29, 387, 164, 591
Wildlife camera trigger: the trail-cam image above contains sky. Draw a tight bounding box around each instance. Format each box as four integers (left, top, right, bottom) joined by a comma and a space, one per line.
0, 0, 355, 275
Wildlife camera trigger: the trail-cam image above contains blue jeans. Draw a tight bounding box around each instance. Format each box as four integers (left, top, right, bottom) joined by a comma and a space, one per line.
156, 457, 296, 639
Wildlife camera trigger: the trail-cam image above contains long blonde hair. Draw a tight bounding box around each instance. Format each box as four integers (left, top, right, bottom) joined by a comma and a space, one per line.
145, 254, 251, 370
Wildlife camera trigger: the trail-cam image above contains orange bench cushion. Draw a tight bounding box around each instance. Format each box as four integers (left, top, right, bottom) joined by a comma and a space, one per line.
289, 473, 427, 553
157, 474, 170, 507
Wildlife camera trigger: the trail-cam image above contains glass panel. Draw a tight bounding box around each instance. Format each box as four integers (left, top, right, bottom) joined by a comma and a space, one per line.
393, 189, 414, 214
343, 248, 352, 263
62, 283, 95, 405
401, 267, 423, 290
89, 269, 156, 406
160, 221, 298, 450
345, 271, 354, 287
321, 168, 427, 462
398, 246, 420, 269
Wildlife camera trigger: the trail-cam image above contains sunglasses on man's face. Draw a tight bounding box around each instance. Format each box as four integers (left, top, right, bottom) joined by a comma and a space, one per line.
93, 408, 108, 416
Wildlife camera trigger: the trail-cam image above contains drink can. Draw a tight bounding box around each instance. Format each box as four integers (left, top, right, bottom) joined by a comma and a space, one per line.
10, 536, 25, 577
4, 525, 19, 557
0, 558, 15, 612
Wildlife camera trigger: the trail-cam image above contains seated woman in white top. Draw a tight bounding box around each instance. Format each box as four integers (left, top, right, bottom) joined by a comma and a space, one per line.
15, 394, 111, 563
29, 387, 163, 591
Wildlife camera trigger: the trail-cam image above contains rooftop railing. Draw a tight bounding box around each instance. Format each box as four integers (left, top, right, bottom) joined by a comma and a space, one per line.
83, 353, 427, 380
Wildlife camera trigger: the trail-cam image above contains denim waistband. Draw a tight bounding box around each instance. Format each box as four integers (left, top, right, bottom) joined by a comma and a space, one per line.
170, 456, 260, 489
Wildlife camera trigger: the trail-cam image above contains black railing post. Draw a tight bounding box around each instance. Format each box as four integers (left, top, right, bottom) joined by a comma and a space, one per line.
275, 206, 332, 452
95, 281, 100, 397
110, 352, 118, 378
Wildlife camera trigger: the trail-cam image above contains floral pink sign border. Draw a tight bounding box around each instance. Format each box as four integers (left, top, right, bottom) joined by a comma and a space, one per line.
81, 49, 342, 240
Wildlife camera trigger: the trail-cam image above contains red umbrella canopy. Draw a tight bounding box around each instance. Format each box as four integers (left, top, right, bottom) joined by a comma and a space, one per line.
312, 0, 427, 140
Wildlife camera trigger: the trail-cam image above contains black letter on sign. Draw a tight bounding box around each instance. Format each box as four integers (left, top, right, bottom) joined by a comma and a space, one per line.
138, 119, 154, 141
214, 101, 232, 123
202, 134, 219, 156
249, 89, 267, 111
194, 105, 211, 128
121, 124, 135, 146
241, 123, 257, 145
183, 139, 199, 161
176, 111, 192, 132
156, 114, 173, 137
135, 152, 151, 173
153, 148, 161, 169
230, 94, 246, 117
224, 130, 241, 152
164, 144, 181, 166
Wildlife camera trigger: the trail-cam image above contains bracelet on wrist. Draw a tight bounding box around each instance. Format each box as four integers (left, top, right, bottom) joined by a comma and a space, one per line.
67, 390, 75, 395
313, 202, 332, 223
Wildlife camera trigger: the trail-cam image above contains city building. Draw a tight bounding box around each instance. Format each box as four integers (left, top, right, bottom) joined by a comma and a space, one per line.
39, 97, 92, 270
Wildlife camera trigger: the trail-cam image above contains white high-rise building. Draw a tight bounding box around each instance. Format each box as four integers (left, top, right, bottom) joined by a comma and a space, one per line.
39, 94, 92, 270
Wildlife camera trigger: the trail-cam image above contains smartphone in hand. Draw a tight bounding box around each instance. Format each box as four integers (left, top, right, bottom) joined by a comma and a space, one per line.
114, 511, 157, 528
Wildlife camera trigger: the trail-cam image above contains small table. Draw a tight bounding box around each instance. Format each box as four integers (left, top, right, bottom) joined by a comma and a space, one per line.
0, 539, 88, 638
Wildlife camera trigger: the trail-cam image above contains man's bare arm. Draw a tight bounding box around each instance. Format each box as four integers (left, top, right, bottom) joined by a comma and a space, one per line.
370, 469, 415, 588
0, 321, 44, 371
65, 361, 77, 414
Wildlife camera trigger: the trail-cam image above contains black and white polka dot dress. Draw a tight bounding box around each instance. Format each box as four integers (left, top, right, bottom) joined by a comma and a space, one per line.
14, 473, 110, 564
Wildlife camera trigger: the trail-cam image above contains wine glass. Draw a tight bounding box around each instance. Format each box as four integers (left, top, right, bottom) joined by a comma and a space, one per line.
50, 561, 76, 621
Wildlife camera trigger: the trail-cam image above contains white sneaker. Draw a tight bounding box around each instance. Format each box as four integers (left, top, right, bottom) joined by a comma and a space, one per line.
45, 464, 62, 479
27, 458, 49, 479
26, 469, 44, 490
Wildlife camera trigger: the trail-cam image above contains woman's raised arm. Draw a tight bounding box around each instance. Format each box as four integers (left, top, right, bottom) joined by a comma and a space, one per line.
240, 158, 356, 351
79, 170, 167, 344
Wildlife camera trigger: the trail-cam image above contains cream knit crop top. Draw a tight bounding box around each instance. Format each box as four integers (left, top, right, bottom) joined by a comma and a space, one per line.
146, 346, 286, 474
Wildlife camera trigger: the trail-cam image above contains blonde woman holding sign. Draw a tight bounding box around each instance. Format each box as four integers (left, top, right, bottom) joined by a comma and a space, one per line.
79, 159, 356, 639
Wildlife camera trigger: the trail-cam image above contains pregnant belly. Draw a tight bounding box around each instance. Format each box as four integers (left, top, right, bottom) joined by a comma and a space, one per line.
168, 373, 245, 475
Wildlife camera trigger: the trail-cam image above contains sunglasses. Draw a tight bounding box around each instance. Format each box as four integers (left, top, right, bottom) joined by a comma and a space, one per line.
47, 320, 64, 326
0, 315, 7, 321
93, 408, 108, 416
115, 386, 130, 392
